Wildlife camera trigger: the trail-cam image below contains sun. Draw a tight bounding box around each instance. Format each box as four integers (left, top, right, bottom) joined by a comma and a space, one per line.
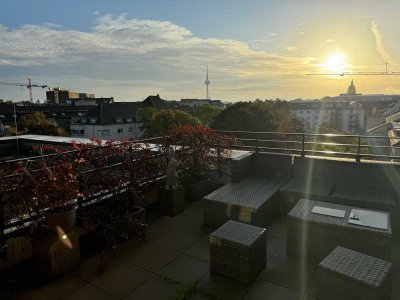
321, 53, 349, 73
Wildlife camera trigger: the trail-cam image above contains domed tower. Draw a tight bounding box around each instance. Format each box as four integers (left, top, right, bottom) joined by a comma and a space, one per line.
347, 79, 356, 95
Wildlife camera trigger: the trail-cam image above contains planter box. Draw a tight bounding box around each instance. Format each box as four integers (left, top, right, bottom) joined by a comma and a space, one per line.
160, 186, 185, 217
32, 227, 80, 276
100, 206, 146, 243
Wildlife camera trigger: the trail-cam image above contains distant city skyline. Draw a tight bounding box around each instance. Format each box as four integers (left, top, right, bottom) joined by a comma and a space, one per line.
1, 0, 400, 102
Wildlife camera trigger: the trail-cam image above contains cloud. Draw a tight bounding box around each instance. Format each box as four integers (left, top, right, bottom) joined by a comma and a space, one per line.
285, 47, 298, 52
326, 39, 334, 43
298, 32, 305, 35
0, 14, 316, 100
371, 20, 397, 66
269, 32, 279, 37
93, 11, 100, 15
353, 14, 395, 19
297, 22, 304, 26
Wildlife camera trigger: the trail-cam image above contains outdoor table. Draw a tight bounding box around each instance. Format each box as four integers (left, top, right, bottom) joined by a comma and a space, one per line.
287, 199, 392, 261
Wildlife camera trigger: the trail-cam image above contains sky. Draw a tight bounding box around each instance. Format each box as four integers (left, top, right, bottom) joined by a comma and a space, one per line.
1, 0, 400, 102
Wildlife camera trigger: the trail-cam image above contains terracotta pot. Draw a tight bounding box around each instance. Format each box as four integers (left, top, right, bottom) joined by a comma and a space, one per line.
45, 208, 76, 235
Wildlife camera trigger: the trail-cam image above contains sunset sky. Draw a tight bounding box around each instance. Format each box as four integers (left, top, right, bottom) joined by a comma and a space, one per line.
1, 0, 400, 102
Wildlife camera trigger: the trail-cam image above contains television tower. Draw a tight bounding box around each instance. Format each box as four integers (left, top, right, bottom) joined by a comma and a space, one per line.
205, 66, 211, 99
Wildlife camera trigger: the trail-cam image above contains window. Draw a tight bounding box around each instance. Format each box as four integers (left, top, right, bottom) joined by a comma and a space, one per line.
89, 118, 96, 124
97, 130, 110, 136
128, 127, 134, 132
300, 111, 304, 114
72, 129, 84, 136
117, 128, 123, 134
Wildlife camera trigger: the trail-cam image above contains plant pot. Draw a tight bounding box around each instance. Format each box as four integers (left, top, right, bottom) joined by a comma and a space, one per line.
160, 186, 185, 217
45, 208, 76, 235
100, 206, 146, 243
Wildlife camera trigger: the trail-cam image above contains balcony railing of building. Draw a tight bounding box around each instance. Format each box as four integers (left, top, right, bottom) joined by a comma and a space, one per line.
214, 130, 400, 163
1, 130, 399, 245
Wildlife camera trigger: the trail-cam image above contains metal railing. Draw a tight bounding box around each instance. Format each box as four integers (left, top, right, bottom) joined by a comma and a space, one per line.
215, 130, 400, 163
1, 130, 399, 242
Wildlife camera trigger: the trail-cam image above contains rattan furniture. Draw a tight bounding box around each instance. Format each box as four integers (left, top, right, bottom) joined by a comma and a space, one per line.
203, 176, 286, 227
318, 246, 392, 300
209, 220, 266, 284
287, 199, 392, 261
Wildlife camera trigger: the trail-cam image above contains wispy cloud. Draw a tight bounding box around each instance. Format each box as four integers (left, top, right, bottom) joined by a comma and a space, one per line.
325, 39, 334, 43
353, 14, 395, 19
297, 22, 304, 26
370, 20, 397, 66
270, 32, 279, 37
285, 46, 298, 52
93, 11, 100, 15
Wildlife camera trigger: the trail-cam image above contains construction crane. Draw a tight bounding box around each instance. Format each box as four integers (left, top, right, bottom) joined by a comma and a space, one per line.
0, 78, 47, 103
307, 62, 400, 76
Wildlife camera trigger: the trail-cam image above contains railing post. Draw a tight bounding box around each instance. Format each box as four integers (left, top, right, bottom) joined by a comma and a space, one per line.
0, 192, 5, 256
255, 133, 259, 153
217, 141, 221, 177
301, 134, 305, 157
77, 175, 84, 209
356, 136, 361, 162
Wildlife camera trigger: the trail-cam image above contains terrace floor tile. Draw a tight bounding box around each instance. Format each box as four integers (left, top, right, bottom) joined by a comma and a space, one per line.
184, 235, 210, 262
244, 280, 303, 300
159, 254, 209, 284
149, 226, 201, 252
64, 283, 117, 300
72, 252, 123, 283
259, 257, 316, 293
124, 276, 182, 300
198, 272, 249, 300
18, 275, 85, 300
126, 242, 179, 272
91, 261, 154, 299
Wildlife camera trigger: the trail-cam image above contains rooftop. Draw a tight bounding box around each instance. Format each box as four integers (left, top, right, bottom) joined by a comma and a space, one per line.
1, 133, 400, 299
1, 197, 399, 300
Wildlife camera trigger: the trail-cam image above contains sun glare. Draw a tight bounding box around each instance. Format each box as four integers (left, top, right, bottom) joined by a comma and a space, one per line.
321, 53, 349, 73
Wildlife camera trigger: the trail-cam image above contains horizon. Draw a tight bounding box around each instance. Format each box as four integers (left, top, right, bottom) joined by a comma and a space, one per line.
1, 0, 400, 102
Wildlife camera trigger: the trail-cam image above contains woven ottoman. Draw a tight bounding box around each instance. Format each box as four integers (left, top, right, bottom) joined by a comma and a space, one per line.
209, 220, 266, 284
318, 246, 392, 300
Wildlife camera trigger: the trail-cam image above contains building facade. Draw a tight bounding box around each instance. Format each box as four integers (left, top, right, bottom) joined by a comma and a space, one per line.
290, 100, 364, 133
70, 102, 146, 140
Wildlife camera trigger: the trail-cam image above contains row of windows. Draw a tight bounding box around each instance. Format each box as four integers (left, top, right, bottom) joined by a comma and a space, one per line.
72, 127, 135, 136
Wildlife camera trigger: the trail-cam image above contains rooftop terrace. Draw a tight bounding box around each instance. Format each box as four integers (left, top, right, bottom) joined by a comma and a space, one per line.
1, 132, 400, 299
1, 197, 399, 300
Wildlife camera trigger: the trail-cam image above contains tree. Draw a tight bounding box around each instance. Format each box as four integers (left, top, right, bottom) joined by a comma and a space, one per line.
19, 112, 66, 136
138, 108, 200, 137
211, 101, 275, 132
191, 104, 221, 127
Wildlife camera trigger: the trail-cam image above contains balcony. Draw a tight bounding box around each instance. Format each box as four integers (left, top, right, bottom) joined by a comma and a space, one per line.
0, 132, 399, 299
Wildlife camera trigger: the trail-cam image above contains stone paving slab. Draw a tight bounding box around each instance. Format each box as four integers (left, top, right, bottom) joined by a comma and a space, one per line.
244, 280, 303, 300
124, 276, 182, 300
91, 262, 154, 299
147, 224, 201, 252
64, 283, 117, 300
259, 257, 316, 293
198, 272, 249, 300
18, 275, 85, 300
72, 252, 123, 283
184, 235, 210, 262
159, 254, 209, 284
126, 242, 179, 272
